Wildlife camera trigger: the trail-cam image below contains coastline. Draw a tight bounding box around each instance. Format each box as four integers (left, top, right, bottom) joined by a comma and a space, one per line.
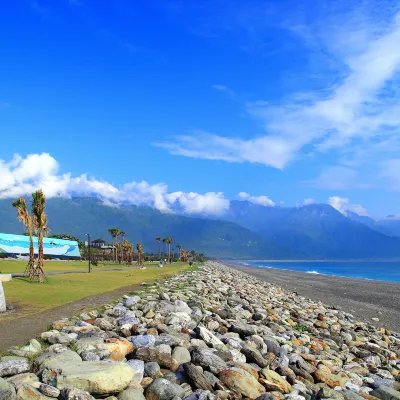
228, 263, 400, 332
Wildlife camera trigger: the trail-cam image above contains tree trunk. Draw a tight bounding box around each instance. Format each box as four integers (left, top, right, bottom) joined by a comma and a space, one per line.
36, 231, 45, 283
28, 231, 35, 279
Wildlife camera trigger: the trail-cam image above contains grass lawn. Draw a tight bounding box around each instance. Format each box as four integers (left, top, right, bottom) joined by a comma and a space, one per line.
0, 259, 179, 274
0, 263, 193, 320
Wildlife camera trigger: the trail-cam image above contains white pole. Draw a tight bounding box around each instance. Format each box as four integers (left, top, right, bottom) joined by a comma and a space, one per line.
0, 282, 6, 312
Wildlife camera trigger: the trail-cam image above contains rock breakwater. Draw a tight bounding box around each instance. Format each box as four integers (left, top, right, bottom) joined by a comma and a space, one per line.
0, 261, 399, 400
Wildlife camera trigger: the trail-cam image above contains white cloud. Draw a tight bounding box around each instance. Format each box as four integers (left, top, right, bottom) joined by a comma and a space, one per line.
328, 196, 369, 216
212, 84, 229, 91
157, 5, 400, 172
0, 153, 229, 216
307, 166, 372, 190
238, 191, 275, 207
302, 198, 315, 205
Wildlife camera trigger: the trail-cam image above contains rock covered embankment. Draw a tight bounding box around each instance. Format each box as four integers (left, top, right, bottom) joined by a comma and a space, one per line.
0, 261, 399, 400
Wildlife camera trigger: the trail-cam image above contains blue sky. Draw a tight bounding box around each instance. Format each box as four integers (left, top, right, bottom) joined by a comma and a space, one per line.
1, 0, 400, 217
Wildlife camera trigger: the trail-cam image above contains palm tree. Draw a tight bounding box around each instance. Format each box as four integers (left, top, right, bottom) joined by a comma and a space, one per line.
136, 243, 143, 265
12, 197, 35, 279
108, 228, 120, 262
163, 237, 173, 263
176, 244, 182, 261
120, 231, 126, 241
31, 190, 49, 283
156, 237, 161, 260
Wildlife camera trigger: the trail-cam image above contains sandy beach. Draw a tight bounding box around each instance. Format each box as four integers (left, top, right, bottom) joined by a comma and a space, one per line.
229, 263, 400, 332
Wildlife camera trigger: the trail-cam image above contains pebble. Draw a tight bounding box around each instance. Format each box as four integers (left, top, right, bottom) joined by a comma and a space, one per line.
2, 261, 399, 400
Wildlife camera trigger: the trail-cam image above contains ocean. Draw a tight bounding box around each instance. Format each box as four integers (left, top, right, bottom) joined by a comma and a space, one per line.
232, 260, 400, 283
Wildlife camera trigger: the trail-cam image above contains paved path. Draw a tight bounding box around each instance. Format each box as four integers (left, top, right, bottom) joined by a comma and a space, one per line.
0, 282, 144, 350
11, 265, 161, 278
229, 264, 400, 332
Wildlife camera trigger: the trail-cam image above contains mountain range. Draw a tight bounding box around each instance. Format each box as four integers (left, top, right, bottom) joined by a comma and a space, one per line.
1, 197, 400, 259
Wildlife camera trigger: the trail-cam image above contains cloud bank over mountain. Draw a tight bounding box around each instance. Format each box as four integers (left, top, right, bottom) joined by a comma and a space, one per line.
1, 153, 372, 217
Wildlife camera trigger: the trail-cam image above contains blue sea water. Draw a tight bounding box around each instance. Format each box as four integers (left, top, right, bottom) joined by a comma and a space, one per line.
233, 260, 400, 283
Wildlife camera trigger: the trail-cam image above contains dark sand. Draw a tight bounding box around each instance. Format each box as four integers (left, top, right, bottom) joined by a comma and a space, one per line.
229, 264, 400, 333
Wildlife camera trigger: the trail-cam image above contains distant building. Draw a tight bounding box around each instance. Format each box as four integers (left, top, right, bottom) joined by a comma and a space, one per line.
86, 239, 114, 249
0, 232, 81, 259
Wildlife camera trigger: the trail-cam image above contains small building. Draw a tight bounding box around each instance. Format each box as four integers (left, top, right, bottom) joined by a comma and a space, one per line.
0, 232, 81, 259
87, 239, 114, 249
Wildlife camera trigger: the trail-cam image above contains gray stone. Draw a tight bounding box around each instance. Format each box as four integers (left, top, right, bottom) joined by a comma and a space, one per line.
35, 350, 82, 370
230, 322, 257, 337
171, 347, 191, 366
130, 335, 156, 348
370, 386, 400, 400
17, 384, 54, 400
6, 373, 39, 391
145, 378, 186, 400
195, 327, 226, 350
0, 378, 15, 399
191, 348, 227, 374
38, 384, 60, 398
0, 359, 30, 377
342, 391, 365, 400
59, 386, 94, 400
144, 362, 161, 378
55, 361, 135, 394
118, 312, 140, 327
127, 360, 144, 383
117, 388, 145, 400
111, 304, 128, 317
124, 297, 141, 308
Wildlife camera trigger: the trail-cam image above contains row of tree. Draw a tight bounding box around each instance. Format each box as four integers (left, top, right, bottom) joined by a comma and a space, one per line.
11, 189, 205, 282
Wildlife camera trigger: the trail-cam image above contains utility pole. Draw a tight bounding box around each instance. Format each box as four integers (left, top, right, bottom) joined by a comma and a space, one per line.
82, 233, 91, 273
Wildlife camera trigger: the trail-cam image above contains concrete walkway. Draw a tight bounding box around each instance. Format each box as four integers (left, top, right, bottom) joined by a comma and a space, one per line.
11, 264, 163, 278
0, 282, 144, 350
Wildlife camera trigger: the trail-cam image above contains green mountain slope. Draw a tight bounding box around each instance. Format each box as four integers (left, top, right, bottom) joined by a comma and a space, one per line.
0, 197, 302, 259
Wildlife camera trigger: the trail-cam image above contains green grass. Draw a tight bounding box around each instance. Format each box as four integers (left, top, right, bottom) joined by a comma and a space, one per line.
293, 324, 308, 332
0, 259, 184, 274
1, 263, 193, 320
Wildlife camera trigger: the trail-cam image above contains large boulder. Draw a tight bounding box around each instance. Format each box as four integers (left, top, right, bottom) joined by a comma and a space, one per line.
17, 384, 54, 400
0, 377, 15, 399
171, 347, 191, 366
219, 368, 265, 398
117, 388, 145, 400
35, 350, 82, 370
195, 327, 226, 350
135, 347, 178, 371
0, 358, 30, 377
55, 361, 135, 395
145, 378, 186, 400
6, 373, 39, 391
191, 348, 226, 374
259, 368, 291, 394
370, 386, 400, 400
